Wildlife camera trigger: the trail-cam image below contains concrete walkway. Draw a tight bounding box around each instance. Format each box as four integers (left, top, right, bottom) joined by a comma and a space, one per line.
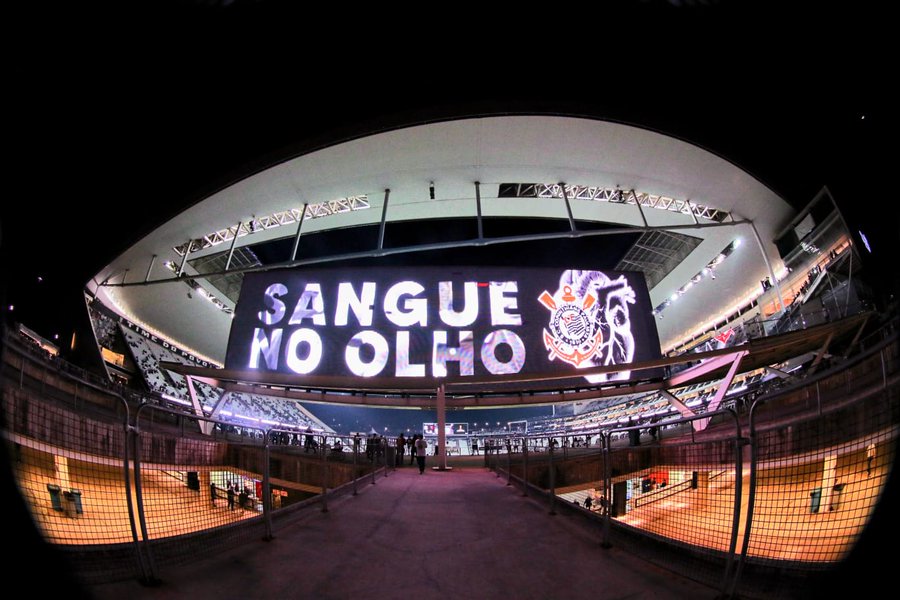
90, 467, 715, 599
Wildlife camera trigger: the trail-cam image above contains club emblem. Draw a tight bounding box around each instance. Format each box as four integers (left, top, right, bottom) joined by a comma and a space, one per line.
538, 284, 603, 367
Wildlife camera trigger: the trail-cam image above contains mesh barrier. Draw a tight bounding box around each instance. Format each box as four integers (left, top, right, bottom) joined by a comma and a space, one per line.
603, 428, 741, 592
2, 345, 141, 583
513, 331, 900, 598
2, 319, 898, 595
134, 406, 268, 571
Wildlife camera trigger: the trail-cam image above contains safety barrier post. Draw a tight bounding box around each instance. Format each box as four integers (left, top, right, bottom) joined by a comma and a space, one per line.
353, 435, 359, 496
371, 437, 377, 486
601, 432, 611, 548
263, 440, 273, 540
719, 409, 745, 597
132, 405, 158, 583
548, 436, 556, 515
320, 434, 328, 513
521, 438, 529, 497
119, 400, 152, 582
506, 441, 512, 485
729, 400, 763, 598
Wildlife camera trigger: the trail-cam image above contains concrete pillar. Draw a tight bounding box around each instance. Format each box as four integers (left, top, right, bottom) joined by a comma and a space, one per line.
821, 454, 837, 511
434, 384, 451, 470
695, 470, 710, 508
54, 455, 70, 489
200, 470, 212, 507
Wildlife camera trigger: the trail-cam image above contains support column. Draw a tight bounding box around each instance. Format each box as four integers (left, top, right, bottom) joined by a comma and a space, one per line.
748, 220, 785, 313
290, 204, 308, 262
475, 181, 484, 240
54, 455, 70, 489
560, 183, 576, 232
224, 222, 242, 271
377, 189, 390, 250
633, 190, 649, 228
144, 255, 156, 282
185, 376, 213, 435
433, 384, 451, 471
200, 470, 212, 507
695, 470, 710, 508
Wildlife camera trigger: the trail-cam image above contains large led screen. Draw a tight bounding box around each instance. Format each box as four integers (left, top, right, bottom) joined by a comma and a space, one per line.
225, 267, 662, 383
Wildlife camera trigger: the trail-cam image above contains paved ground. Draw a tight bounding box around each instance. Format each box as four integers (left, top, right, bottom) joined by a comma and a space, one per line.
89, 466, 716, 599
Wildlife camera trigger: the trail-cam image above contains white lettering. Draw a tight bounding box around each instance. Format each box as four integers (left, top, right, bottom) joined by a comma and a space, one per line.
395, 331, 425, 376
285, 328, 322, 374
249, 328, 282, 369
258, 283, 287, 325
345, 331, 389, 377
432, 330, 474, 377
384, 281, 427, 327
438, 281, 479, 327
480, 329, 526, 374
489, 281, 521, 326
289, 283, 326, 325
335, 282, 376, 326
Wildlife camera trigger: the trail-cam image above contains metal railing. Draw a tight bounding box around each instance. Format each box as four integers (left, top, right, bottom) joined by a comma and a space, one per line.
489, 332, 898, 598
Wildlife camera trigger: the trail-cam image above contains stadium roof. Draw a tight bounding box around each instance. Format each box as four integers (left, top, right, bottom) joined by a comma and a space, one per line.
87, 115, 794, 362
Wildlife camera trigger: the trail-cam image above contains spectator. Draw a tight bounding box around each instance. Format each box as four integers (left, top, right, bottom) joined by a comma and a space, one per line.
396, 433, 406, 466
409, 434, 418, 465
226, 481, 235, 511
304, 426, 315, 453
415, 435, 427, 474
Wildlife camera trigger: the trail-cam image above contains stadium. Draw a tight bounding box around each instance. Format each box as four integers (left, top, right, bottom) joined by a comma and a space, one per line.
3, 83, 896, 597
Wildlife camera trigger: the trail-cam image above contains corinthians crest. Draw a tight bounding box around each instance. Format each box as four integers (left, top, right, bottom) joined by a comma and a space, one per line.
538, 284, 603, 367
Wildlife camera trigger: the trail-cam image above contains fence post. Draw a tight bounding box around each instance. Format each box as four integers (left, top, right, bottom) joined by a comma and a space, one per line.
548, 436, 556, 516
353, 436, 359, 496
719, 409, 745, 597
506, 441, 512, 486
119, 401, 151, 582
521, 438, 529, 497
320, 434, 329, 513
131, 407, 158, 583
729, 401, 763, 598
263, 440, 273, 541
601, 432, 611, 548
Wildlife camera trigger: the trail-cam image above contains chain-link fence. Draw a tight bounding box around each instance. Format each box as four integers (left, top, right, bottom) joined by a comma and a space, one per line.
3, 320, 898, 596
496, 332, 898, 598
1, 333, 383, 586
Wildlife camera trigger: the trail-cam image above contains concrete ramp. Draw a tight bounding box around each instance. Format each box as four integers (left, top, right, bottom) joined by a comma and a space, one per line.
90, 467, 713, 599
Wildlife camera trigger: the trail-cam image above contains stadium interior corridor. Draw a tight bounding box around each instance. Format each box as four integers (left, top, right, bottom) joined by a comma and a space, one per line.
89, 466, 713, 599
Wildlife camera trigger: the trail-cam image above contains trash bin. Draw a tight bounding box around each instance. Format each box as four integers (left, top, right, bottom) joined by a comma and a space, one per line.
809, 487, 822, 513
830, 483, 845, 511
69, 489, 83, 515
46, 484, 63, 512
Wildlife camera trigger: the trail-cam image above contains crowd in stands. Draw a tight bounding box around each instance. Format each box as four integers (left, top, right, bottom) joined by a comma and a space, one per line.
87, 306, 119, 351
118, 325, 325, 433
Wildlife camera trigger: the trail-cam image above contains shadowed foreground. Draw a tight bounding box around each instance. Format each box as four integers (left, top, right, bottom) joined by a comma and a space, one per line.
91, 467, 714, 599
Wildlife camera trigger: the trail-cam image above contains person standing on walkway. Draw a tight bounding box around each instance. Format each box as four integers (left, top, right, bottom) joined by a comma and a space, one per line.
409, 434, 418, 465
226, 481, 235, 511
210, 481, 217, 507
396, 433, 406, 466
415, 435, 427, 474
